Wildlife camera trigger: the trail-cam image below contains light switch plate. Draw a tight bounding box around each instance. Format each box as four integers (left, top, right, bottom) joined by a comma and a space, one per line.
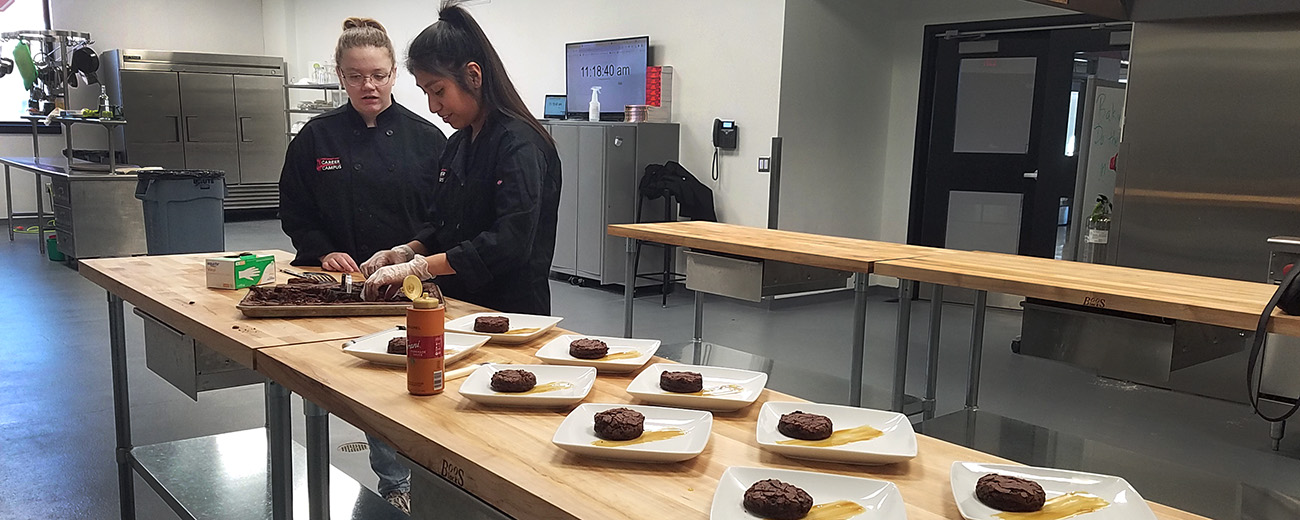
758, 157, 770, 173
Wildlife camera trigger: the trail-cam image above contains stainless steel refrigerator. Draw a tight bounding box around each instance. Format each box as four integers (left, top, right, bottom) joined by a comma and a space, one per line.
102, 50, 287, 210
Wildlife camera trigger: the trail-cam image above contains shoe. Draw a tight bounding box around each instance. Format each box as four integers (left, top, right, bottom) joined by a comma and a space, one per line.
384, 490, 410, 515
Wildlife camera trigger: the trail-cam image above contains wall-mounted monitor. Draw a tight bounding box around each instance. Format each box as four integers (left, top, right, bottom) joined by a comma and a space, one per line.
565, 36, 649, 120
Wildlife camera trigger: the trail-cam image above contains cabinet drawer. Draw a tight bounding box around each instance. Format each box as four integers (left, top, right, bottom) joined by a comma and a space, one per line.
52, 204, 73, 230
50, 178, 71, 206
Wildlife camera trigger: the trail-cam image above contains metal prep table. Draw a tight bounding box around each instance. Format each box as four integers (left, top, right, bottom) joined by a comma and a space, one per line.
874, 250, 1300, 443
607, 221, 940, 411
1, 156, 147, 259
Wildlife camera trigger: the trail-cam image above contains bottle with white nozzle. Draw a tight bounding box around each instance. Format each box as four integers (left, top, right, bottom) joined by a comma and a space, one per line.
589, 86, 602, 121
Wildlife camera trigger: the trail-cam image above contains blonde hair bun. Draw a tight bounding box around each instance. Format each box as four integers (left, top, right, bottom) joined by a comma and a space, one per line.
343, 17, 387, 34
335, 17, 395, 66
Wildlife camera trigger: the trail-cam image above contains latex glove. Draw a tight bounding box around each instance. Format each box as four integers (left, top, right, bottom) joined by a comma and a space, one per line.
360, 244, 415, 276
319, 252, 359, 273
362, 255, 432, 301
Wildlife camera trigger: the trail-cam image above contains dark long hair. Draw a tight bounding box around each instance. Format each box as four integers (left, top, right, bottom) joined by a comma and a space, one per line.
407, 1, 553, 146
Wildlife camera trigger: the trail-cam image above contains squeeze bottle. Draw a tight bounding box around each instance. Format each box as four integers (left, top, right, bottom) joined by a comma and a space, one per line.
404, 276, 446, 395
589, 86, 601, 121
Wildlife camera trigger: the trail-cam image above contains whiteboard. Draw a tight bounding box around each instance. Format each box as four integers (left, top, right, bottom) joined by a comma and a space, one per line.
1069, 78, 1126, 262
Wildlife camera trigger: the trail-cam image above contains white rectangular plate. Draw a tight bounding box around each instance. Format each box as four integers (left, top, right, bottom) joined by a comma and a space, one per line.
551, 403, 712, 463
711, 466, 906, 520
626, 363, 767, 411
445, 312, 563, 344
458, 363, 595, 407
950, 462, 1157, 520
755, 401, 917, 465
342, 328, 488, 367
535, 334, 660, 372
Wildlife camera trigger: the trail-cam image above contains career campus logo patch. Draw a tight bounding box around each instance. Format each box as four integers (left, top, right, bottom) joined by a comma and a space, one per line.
316, 157, 342, 171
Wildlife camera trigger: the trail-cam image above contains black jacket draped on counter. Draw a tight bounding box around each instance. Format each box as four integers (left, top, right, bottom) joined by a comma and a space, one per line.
279, 101, 447, 266
414, 110, 562, 315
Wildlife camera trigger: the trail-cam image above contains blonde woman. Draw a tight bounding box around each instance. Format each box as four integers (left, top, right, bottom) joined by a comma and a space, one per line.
278, 17, 446, 513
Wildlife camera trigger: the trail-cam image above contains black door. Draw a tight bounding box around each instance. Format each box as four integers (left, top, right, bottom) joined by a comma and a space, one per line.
909, 20, 1131, 259
915, 33, 1052, 256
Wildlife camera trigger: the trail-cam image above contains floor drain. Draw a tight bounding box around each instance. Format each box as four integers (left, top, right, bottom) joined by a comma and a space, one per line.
338, 442, 369, 453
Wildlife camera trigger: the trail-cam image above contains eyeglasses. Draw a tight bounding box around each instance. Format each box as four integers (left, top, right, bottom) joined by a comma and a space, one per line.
340, 70, 395, 87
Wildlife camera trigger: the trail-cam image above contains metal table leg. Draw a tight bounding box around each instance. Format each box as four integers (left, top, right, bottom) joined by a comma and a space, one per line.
35, 172, 44, 255
924, 284, 944, 419
108, 292, 135, 520
304, 399, 330, 520
6, 164, 13, 241
891, 280, 913, 412
266, 382, 292, 520
692, 290, 705, 365
624, 237, 636, 338
1271, 421, 1285, 451
965, 290, 989, 410
849, 273, 870, 407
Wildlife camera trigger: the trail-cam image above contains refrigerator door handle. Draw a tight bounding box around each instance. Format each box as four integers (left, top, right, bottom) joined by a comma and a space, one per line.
183, 115, 198, 142
238, 116, 253, 142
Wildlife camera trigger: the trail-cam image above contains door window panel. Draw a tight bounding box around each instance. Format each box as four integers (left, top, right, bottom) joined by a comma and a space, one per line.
953, 56, 1037, 154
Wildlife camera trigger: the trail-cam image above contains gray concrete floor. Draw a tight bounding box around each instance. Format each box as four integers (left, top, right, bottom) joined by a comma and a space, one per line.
1, 218, 1297, 519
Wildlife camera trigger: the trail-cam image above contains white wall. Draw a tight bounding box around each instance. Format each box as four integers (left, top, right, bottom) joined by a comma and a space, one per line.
0, 0, 267, 215
270, 0, 787, 227
878, 0, 1071, 243
776, 0, 893, 239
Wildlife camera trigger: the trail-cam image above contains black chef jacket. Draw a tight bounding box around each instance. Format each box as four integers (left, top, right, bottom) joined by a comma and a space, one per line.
414, 110, 561, 315
280, 101, 446, 266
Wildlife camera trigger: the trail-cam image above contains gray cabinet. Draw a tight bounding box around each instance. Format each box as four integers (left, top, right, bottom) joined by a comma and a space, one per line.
104, 50, 287, 210
542, 121, 679, 286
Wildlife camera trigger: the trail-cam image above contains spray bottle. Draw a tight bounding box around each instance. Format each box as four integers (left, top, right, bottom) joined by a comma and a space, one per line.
403, 275, 446, 395
588, 86, 602, 121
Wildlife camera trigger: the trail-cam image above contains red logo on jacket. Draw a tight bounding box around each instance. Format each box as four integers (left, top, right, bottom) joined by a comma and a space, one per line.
316, 157, 342, 171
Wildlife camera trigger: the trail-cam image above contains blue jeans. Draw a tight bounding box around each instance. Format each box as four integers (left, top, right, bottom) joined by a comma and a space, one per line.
367, 434, 410, 495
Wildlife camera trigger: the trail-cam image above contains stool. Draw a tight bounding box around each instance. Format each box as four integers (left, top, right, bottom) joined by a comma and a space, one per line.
632, 189, 687, 307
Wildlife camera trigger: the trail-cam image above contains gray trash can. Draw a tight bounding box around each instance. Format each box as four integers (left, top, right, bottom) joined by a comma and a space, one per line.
134, 169, 226, 255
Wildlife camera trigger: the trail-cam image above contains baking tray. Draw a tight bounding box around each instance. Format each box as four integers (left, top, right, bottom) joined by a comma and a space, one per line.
236, 283, 409, 318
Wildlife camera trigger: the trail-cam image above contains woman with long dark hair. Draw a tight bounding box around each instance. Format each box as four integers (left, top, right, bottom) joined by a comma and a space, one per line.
361, 1, 561, 317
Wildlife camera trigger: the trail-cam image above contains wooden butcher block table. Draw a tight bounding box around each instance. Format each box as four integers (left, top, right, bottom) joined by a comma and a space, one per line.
256, 332, 1208, 520
78, 250, 403, 367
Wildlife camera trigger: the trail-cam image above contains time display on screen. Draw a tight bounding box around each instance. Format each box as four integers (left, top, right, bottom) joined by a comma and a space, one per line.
580, 64, 633, 78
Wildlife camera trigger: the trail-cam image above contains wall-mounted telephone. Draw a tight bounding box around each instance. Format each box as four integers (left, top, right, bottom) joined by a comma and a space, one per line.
713, 119, 737, 150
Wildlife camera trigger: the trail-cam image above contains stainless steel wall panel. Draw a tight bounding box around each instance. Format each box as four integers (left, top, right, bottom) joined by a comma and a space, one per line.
1114, 17, 1300, 281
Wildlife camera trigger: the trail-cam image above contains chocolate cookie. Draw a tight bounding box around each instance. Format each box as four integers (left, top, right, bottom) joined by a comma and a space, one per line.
742, 479, 814, 520
659, 370, 703, 393
777, 411, 834, 440
386, 337, 408, 355
568, 338, 609, 359
474, 316, 510, 333
489, 369, 537, 393
975, 473, 1045, 512
593, 407, 645, 441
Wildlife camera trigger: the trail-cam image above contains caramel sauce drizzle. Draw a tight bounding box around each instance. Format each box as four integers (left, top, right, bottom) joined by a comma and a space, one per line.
496, 381, 573, 395
592, 428, 685, 447
993, 492, 1110, 520
679, 384, 745, 396
776, 424, 885, 447
772, 500, 866, 520
596, 350, 641, 361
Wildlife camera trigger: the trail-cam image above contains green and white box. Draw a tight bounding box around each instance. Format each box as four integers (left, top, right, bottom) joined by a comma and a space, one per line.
206, 253, 276, 289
